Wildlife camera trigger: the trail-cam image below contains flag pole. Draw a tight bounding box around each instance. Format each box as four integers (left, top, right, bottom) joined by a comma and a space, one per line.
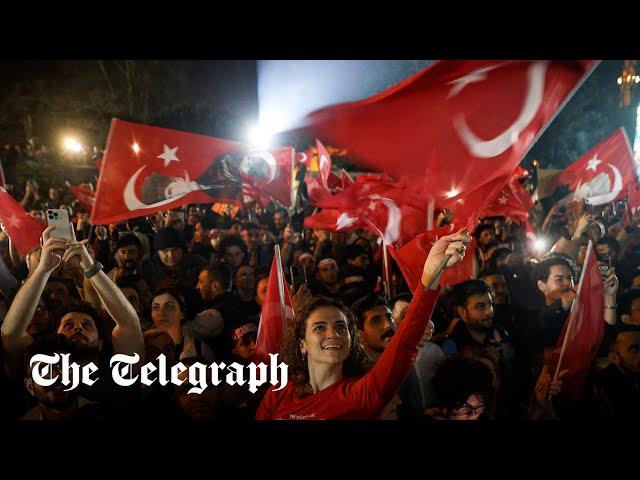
274, 244, 288, 328
552, 240, 592, 385
382, 242, 391, 300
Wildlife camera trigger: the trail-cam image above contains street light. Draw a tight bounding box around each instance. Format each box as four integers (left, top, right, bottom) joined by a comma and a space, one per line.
617, 60, 640, 107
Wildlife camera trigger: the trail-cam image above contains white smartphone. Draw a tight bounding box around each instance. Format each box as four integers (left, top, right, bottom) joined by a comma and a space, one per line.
46, 209, 73, 241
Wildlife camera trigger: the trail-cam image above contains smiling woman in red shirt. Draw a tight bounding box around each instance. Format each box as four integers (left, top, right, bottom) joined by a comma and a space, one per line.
256, 231, 471, 420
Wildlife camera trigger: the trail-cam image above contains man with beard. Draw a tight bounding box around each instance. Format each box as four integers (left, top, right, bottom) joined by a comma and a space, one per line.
478, 269, 513, 334
43, 277, 79, 313
352, 293, 430, 419
21, 337, 105, 420
2, 226, 144, 414
449, 280, 513, 360
585, 325, 640, 420
107, 234, 143, 283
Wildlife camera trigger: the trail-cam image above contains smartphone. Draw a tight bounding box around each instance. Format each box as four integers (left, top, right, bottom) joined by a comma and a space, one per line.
46, 209, 73, 241
596, 251, 611, 275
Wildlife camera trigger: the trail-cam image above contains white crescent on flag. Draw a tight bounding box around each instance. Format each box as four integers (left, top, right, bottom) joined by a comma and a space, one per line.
454, 61, 549, 159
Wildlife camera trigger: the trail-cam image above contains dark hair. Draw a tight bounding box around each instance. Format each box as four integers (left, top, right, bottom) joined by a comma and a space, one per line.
351, 293, 391, 330
619, 289, 640, 317
431, 354, 494, 411
53, 302, 104, 338
206, 264, 234, 292
534, 254, 576, 283
45, 277, 81, 301
115, 233, 142, 252
280, 296, 368, 397
596, 236, 620, 257
344, 244, 369, 262
475, 224, 495, 239
24, 334, 76, 374
390, 293, 413, 308
353, 236, 372, 255
452, 279, 493, 309
220, 234, 248, 258
477, 268, 506, 280
152, 287, 187, 317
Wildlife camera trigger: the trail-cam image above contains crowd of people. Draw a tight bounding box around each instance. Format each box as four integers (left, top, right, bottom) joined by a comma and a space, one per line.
1, 167, 639, 421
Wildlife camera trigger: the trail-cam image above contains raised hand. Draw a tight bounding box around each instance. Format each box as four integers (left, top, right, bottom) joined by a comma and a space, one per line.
35, 226, 68, 273
602, 268, 619, 297
61, 223, 94, 271
422, 229, 471, 288
534, 365, 568, 407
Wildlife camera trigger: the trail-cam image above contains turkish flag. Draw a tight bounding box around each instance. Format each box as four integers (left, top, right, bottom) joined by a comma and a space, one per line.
0, 186, 46, 256
295, 148, 313, 167
254, 250, 295, 362
627, 184, 640, 216
69, 185, 96, 213
555, 128, 637, 206
305, 174, 428, 247
316, 139, 332, 189
482, 170, 533, 222
304, 207, 367, 232
92, 119, 294, 225
294, 60, 595, 230
240, 147, 294, 206
550, 241, 605, 408
388, 227, 476, 290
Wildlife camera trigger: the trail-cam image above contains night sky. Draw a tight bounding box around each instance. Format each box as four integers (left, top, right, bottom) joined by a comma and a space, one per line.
0, 60, 636, 171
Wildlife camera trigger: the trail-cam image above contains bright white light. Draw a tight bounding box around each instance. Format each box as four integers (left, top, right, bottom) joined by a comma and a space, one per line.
248, 124, 274, 149
534, 238, 547, 252
63, 137, 82, 153
445, 187, 460, 199
132, 143, 140, 154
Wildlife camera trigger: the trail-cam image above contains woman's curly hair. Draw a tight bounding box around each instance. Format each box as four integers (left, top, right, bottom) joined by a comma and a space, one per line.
280, 295, 368, 398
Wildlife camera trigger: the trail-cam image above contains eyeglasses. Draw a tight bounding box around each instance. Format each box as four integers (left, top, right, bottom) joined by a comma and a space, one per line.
453, 401, 486, 416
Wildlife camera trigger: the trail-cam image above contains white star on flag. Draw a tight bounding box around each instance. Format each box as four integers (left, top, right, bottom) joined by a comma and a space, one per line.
8, 214, 22, 228
498, 195, 508, 204
157, 145, 180, 167
336, 212, 358, 230
446, 63, 505, 99
586, 155, 601, 172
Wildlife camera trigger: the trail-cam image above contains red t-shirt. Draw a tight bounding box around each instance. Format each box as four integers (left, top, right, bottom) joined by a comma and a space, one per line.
256, 286, 439, 420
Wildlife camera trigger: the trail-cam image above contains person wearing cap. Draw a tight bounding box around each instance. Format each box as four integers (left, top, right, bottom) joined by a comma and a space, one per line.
139, 227, 208, 295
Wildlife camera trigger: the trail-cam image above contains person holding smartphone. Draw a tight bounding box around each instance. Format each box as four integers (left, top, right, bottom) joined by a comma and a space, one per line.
1, 225, 144, 406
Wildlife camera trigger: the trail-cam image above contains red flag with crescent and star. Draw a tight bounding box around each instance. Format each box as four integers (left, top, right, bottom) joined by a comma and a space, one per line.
304, 174, 428, 247
0, 186, 46, 256
68, 184, 96, 213
91, 119, 294, 225
293, 60, 596, 231
555, 128, 637, 206
254, 250, 295, 362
